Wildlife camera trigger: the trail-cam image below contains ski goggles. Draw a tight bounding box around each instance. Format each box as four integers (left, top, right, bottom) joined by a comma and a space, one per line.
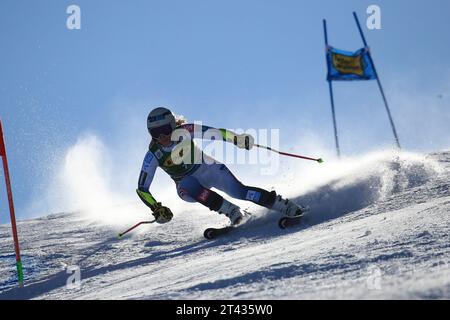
148, 111, 171, 123
150, 124, 173, 138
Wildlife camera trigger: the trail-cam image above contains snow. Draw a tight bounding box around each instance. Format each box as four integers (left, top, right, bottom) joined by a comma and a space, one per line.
0, 150, 449, 300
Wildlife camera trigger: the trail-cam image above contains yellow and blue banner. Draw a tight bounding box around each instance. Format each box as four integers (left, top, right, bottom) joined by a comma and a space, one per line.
322, 13, 401, 157
326, 46, 377, 81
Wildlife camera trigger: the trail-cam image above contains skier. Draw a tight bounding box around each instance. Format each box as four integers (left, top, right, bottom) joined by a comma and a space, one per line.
137, 107, 305, 226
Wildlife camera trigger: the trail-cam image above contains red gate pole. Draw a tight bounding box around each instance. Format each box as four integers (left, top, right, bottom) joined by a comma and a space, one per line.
0, 119, 24, 287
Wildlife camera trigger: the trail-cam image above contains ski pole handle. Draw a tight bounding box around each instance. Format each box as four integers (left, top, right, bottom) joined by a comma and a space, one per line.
255, 144, 324, 163
118, 220, 156, 238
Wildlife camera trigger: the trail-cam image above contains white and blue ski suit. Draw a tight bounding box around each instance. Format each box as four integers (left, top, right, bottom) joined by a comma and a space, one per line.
137, 124, 277, 213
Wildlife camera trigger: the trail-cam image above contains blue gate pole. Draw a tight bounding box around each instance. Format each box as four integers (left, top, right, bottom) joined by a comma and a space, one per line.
353, 12, 401, 149
323, 19, 341, 157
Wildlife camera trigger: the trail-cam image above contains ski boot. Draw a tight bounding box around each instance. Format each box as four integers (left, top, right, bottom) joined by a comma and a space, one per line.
271, 195, 306, 217
217, 199, 244, 225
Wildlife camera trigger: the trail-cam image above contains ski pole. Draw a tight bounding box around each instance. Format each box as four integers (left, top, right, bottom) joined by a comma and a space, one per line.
118, 220, 156, 238
255, 144, 324, 163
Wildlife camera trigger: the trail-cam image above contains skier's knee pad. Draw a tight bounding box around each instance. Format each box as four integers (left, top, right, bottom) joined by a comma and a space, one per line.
178, 176, 223, 211
195, 188, 224, 212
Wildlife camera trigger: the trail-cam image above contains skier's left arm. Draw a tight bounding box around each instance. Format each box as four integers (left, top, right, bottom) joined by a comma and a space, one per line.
176, 124, 255, 150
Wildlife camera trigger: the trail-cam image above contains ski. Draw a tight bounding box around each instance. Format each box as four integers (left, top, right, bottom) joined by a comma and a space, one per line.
204, 226, 235, 240
278, 215, 303, 229
203, 209, 254, 240
204, 208, 308, 238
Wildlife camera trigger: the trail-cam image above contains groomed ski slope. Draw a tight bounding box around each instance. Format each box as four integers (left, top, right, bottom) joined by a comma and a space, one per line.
0, 150, 449, 299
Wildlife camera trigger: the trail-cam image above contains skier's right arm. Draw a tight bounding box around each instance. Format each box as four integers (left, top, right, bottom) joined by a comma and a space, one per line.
136, 151, 159, 210
137, 151, 173, 224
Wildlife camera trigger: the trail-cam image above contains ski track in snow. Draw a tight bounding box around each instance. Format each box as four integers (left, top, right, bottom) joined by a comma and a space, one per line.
0, 151, 449, 300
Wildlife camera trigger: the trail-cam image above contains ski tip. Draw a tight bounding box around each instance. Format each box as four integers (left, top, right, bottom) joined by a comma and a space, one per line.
278, 216, 303, 229
204, 229, 214, 240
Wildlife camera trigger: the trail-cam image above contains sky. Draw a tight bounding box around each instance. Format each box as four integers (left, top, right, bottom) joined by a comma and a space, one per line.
0, 0, 449, 223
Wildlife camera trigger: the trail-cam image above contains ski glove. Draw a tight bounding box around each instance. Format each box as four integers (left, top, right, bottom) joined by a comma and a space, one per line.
152, 203, 173, 224
233, 134, 255, 150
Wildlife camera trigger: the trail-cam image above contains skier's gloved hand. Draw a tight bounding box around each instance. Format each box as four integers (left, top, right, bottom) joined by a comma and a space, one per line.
233, 134, 255, 150
152, 203, 173, 224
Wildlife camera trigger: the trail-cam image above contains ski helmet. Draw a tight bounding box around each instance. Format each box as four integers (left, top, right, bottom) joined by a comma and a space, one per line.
147, 107, 176, 138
